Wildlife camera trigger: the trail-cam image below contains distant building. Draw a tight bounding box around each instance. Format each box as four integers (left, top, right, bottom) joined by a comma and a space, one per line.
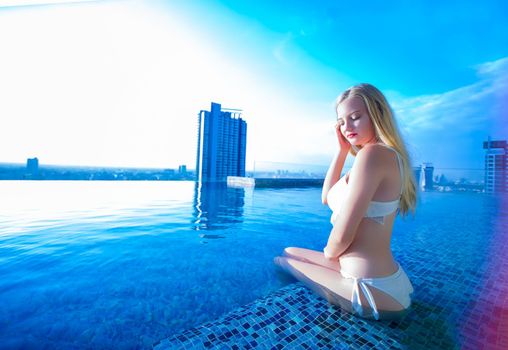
26, 157, 39, 175
196, 102, 247, 182
435, 174, 448, 186
422, 163, 434, 191
178, 165, 187, 175
413, 166, 422, 189
483, 139, 507, 193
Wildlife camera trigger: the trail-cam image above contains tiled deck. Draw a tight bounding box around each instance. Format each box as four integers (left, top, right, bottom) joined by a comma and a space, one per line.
153, 248, 508, 350
153, 282, 456, 349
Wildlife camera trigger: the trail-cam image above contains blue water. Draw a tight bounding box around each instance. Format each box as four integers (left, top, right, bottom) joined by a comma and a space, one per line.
0, 181, 504, 349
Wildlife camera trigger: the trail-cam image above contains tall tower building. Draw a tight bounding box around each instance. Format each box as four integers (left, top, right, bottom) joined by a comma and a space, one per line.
422, 163, 434, 191
26, 157, 39, 175
483, 139, 507, 193
25, 157, 39, 180
413, 165, 422, 190
196, 102, 247, 182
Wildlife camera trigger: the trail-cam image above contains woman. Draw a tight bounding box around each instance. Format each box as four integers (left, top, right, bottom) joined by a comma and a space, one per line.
274, 83, 417, 320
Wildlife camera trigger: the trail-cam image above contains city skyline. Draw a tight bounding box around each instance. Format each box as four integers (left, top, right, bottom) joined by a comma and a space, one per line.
0, 0, 507, 181
0, 155, 491, 184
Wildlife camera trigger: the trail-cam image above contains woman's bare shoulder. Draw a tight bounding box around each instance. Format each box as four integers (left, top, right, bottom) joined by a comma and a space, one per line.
356, 143, 394, 165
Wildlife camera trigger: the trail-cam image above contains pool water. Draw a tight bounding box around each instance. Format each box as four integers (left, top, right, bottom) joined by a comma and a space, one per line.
0, 181, 506, 349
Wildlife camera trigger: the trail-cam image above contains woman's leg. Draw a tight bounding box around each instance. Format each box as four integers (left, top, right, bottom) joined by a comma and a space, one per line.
273, 256, 407, 318
274, 255, 351, 310
282, 247, 340, 272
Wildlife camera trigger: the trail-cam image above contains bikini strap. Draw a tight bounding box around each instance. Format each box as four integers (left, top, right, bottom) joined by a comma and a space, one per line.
340, 272, 380, 320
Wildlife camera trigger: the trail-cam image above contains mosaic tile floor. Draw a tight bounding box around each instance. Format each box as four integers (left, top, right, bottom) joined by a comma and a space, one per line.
153, 195, 508, 349
154, 255, 508, 350
153, 282, 453, 349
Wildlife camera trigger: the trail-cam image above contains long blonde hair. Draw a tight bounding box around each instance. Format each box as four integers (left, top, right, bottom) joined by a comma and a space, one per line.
335, 83, 417, 216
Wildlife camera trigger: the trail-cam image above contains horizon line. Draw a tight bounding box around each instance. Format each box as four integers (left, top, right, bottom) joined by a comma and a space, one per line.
0, 161, 488, 172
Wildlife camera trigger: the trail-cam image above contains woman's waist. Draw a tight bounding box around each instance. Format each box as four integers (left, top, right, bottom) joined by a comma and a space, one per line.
339, 253, 398, 279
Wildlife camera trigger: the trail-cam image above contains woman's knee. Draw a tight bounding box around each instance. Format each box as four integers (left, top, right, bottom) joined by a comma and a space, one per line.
283, 246, 316, 257
283, 247, 299, 257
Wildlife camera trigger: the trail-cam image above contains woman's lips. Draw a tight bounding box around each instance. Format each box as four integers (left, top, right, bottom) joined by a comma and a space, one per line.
347, 133, 357, 139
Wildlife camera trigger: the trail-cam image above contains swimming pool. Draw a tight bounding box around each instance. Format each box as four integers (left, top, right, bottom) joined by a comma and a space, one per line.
0, 181, 506, 349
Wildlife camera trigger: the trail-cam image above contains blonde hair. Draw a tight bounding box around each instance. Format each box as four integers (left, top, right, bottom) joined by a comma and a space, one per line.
335, 83, 417, 216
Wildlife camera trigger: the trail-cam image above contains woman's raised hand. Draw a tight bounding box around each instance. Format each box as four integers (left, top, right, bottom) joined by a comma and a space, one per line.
335, 122, 351, 153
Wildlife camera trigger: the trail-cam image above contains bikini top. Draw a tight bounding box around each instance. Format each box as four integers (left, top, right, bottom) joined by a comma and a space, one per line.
327, 144, 404, 225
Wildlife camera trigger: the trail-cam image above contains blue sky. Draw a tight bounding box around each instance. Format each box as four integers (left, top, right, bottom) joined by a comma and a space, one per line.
206, 0, 507, 93
0, 0, 506, 181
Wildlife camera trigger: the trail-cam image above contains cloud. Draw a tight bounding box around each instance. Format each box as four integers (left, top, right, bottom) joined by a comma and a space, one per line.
382, 56, 508, 178
272, 32, 296, 66
390, 56, 508, 135
271, 26, 316, 67
475, 56, 508, 77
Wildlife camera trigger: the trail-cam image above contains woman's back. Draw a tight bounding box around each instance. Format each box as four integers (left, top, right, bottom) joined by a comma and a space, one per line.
328, 143, 403, 278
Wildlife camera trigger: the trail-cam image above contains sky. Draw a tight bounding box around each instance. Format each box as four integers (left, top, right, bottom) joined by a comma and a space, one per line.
0, 0, 507, 180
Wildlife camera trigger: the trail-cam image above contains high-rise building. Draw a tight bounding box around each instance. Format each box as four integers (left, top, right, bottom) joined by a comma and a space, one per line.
26, 157, 39, 175
422, 163, 434, 191
413, 166, 422, 189
196, 102, 247, 182
483, 139, 507, 193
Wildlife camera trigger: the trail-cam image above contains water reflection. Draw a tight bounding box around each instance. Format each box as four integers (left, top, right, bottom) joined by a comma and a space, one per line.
192, 182, 246, 232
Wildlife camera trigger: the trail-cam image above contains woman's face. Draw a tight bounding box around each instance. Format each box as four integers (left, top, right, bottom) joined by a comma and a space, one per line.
336, 96, 377, 147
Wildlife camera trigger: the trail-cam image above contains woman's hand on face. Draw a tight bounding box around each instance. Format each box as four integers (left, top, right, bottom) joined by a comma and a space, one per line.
335, 122, 351, 153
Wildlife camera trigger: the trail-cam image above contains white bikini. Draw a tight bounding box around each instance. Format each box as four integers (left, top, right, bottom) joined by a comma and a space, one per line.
325, 144, 414, 320
327, 144, 404, 225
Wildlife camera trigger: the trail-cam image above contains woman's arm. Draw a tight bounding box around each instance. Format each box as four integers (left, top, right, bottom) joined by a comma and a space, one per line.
323, 145, 386, 259
321, 124, 351, 205
321, 150, 348, 205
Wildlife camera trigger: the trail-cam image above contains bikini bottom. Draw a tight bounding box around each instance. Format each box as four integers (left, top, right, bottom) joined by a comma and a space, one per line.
340, 262, 414, 320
